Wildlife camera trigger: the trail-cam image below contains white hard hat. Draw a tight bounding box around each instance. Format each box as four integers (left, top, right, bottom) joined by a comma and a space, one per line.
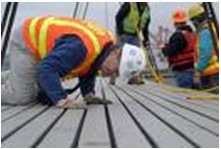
119, 44, 146, 80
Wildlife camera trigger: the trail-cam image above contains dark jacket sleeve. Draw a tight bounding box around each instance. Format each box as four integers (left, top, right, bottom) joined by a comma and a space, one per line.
162, 32, 187, 56
116, 2, 130, 35
37, 36, 87, 104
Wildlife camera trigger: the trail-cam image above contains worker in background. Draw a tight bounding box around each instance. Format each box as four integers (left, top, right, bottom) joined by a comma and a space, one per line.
115, 2, 150, 85
188, 5, 219, 92
1, 16, 122, 108
161, 8, 196, 88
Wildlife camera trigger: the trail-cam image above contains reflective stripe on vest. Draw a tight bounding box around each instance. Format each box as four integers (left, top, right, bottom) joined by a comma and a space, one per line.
169, 31, 196, 69
23, 17, 114, 77
195, 23, 219, 76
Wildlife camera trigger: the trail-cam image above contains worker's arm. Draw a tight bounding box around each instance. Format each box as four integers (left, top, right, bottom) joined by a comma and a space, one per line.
116, 2, 130, 35
37, 35, 87, 104
162, 32, 187, 56
195, 29, 213, 72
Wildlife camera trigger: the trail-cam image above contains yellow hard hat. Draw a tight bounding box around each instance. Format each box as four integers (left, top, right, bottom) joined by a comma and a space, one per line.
188, 5, 205, 19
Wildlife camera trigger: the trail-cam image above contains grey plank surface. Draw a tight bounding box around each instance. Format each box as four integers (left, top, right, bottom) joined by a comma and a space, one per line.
1, 106, 11, 111
124, 85, 218, 136
2, 105, 47, 140
2, 108, 63, 148
78, 105, 110, 148
78, 79, 110, 148
138, 84, 219, 121
102, 80, 151, 148
37, 109, 84, 148
2, 104, 37, 122
111, 84, 193, 147
146, 81, 219, 111
1, 79, 219, 148
117, 85, 218, 147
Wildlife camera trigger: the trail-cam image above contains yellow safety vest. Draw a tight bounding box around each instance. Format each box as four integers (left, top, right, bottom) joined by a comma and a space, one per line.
123, 3, 149, 34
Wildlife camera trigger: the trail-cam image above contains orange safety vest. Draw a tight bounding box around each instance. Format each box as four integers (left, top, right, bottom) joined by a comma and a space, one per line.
194, 23, 219, 77
22, 16, 115, 77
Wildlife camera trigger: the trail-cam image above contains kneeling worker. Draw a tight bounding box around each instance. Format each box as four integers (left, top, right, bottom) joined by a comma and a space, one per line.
1, 16, 121, 108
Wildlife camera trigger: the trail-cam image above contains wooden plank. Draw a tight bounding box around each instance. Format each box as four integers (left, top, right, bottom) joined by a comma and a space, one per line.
111, 84, 193, 147
102, 80, 151, 147
117, 85, 218, 147
1, 105, 47, 141
124, 85, 218, 136
2, 104, 37, 122
78, 78, 110, 148
138, 84, 219, 121
2, 108, 63, 148
37, 109, 84, 148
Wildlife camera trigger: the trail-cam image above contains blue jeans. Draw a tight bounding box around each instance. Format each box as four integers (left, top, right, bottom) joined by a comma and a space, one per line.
173, 70, 194, 88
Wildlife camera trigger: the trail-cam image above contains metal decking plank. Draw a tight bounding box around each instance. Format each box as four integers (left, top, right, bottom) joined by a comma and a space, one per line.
1, 105, 47, 141
2, 103, 38, 122
101, 80, 151, 148
118, 85, 218, 148
146, 81, 219, 111
110, 84, 193, 147
124, 85, 218, 136
2, 108, 63, 148
138, 84, 218, 121
78, 78, 110, 148
37, 109, 84, 148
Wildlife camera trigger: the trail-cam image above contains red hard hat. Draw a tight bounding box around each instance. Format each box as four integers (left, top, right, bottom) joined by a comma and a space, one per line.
172, 8, 187, 23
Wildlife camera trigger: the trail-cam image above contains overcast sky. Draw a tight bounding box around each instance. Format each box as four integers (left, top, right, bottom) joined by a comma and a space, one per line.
1, 2, 219, 69
1, 2, 219, 34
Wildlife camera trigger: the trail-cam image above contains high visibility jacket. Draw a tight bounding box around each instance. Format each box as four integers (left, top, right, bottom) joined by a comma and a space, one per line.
22, 16, 115, 77
169, 31, 196, 70
195, 23, 219, 76
123, 3, 149, 34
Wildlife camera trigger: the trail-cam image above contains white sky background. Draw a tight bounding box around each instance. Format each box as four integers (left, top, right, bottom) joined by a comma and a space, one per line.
1, 2, 219, 34
1, 2, 219, 69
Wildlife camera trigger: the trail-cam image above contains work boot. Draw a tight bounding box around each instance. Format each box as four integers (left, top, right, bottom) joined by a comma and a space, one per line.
84, 94, 112, 105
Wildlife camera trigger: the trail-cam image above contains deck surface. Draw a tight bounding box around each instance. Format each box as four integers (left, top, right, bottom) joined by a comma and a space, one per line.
1, 79, 219, 148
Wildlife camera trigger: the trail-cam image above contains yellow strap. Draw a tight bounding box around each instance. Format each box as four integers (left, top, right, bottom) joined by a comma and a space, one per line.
29, 17, 41, 49
187, 95, 219, 100
39, 17, 101, 60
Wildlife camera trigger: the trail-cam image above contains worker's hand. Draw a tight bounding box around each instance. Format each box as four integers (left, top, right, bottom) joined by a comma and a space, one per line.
193, 70, 201, 84
84, 93, 112, 105
56, 96, 86, 109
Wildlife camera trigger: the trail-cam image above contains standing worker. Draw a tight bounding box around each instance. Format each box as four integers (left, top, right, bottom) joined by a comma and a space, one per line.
1, 16, 122, 108
188, 4, 219, 93
115, 2, 150, 84
161, 8, 196, 88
